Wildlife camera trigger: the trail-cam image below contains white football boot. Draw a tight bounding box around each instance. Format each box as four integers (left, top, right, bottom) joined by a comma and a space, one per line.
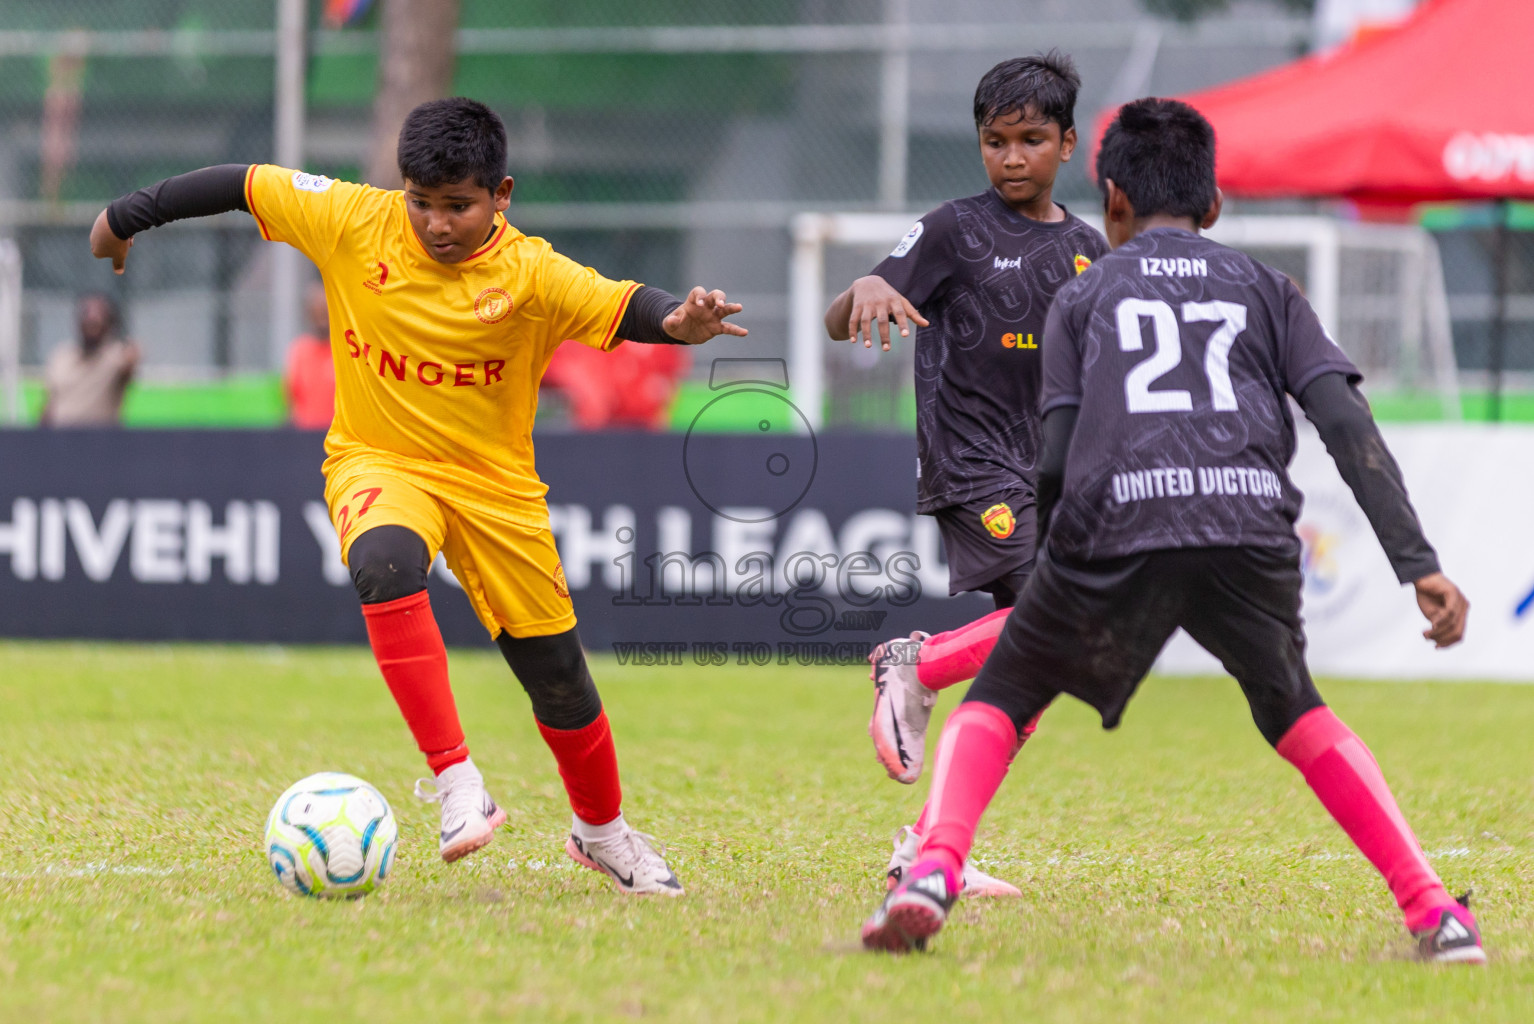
413, 758, 507, 863
884, 825, 1022, 899
565, 816, 684, 896
868, 632, 936, 783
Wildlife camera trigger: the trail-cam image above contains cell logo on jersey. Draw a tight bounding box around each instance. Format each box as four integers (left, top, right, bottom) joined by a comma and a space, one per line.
1074, 254, 1093, 275
981, 502, 1015, 540
890, 221, 924, 258
291, 171, 335, 193
1000, 332, 1036, 350
475, 286, 513, 325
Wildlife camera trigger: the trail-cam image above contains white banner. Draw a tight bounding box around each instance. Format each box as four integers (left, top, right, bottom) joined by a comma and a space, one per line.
1157, 424, 1534, 681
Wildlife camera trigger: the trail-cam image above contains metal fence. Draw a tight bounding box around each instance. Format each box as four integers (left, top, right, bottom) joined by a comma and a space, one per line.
0, 0, 1528, 414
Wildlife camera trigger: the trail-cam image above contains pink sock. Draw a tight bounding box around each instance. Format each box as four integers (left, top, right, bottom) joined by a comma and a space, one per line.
916, 608, 1011, 690
916, 702, 1020, 889
912, 708, 1042, 836
1277, 706, 1451, 930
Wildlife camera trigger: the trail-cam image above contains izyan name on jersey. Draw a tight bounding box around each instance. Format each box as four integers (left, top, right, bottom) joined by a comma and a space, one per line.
1140, 256, 1208, 277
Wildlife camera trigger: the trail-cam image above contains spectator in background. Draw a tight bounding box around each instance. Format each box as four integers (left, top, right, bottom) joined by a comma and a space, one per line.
285, 282, 335, 430
40, 292, 139, 427
541, 336, 690, 430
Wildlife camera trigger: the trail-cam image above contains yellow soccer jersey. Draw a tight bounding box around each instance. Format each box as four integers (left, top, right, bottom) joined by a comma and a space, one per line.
244, 164, 638, 513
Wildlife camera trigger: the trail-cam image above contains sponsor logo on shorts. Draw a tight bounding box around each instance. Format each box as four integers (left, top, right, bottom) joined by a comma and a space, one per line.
1074, 253, 1092, 275
981, 502, 1015, 540
363, 260, 389, 295
291, 171, 335, 193
475, 286, 513, 325
553, 562, 570, 598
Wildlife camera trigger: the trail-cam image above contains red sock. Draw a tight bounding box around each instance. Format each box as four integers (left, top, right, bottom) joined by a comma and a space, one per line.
912, 708, 1042, 836
1277, 706, 1451, 930
537, 710, 623, 826
917, 608, 1011, 690
916, 702, 1020, 889
361, 591, 468, 774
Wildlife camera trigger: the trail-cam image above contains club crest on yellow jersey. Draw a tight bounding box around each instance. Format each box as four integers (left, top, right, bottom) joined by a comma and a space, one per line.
553, 562, 570, 598
981, 502, 1015, 540
363, 260, 389, 295
475, 286, 513, 325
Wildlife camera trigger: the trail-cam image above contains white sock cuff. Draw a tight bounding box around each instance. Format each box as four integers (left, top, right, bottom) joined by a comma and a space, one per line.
572, 811, 626, 842
437, 757, 479, 782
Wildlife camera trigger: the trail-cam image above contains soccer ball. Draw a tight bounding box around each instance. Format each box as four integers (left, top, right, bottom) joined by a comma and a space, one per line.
265, 772, 397, 898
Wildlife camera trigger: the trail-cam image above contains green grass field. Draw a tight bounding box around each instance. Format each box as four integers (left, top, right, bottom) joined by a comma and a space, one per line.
1, 642, 1531, 1022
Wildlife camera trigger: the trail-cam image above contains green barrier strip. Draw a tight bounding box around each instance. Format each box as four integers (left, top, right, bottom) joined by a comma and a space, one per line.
13, 378, 1534, 429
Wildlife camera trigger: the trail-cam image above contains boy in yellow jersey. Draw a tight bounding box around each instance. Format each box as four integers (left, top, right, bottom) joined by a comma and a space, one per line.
89, 98, 746, 895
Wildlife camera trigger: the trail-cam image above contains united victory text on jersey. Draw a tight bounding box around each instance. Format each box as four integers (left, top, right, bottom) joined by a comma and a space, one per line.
1040, 227, 1361, 562
245, 165, 638, 516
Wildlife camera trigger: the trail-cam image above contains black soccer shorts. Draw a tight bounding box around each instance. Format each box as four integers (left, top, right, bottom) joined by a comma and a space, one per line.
933, 486, 1037, 603
964, 545, 1325, 746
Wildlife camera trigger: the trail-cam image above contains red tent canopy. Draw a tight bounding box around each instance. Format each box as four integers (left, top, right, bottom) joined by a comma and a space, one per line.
1103, 0, 1534, 204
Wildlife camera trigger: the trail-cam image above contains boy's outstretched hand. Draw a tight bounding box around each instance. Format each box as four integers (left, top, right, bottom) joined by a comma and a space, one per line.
90, 209, 133, 274
663, 287, 748, 345
844, 275, 928, 351
1413, 571, 1469, 648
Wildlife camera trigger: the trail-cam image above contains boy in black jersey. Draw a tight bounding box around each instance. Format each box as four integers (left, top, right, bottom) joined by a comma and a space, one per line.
861, 98, 1484, 964
824, 52, 1107, 898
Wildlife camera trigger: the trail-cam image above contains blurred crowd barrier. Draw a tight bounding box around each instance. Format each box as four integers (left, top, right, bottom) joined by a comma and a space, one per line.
1159, 422, 1534, 682
0, 1, 1529, 427
2, 423, 1529, 675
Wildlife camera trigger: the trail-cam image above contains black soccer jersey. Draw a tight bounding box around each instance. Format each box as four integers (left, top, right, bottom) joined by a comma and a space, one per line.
870, 190, 1108, 513
1040, 227, 1360, 562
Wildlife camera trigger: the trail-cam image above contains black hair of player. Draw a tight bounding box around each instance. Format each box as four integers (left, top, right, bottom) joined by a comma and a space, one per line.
972, 51, 1081, 133
1097, 98, 1217, 220
396, 98, 508, 192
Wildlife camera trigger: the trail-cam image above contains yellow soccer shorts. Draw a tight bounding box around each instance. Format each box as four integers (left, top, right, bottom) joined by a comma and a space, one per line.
324, 464, 575, 639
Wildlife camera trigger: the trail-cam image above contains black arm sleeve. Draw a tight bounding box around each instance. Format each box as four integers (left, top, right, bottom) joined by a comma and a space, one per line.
613, 286, 686, 344
105, 164, 251, 239
1297, 372, 1440, 583
1035, 404, 1078, 544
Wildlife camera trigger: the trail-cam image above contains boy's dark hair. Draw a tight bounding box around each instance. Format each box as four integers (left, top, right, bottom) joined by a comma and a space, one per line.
1096, 98, 1217, 220
973, 51, 1081, 133
396, 98, 507, 191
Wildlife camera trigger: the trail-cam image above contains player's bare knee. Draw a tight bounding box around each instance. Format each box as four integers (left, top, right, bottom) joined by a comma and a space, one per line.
348, 525, 431, 605
496, 627, 602, 730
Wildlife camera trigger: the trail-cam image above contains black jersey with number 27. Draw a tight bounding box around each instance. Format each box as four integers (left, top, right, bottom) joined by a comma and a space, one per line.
870, 190, 1108, 513
1040, 227, 1361, 563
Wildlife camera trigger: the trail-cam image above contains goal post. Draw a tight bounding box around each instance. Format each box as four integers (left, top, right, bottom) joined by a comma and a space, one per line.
0, 239, 21, 425
788, 212, 1462, 430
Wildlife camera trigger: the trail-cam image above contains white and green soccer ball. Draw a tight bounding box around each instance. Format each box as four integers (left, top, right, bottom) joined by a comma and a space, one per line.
265, 772, 397, 899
